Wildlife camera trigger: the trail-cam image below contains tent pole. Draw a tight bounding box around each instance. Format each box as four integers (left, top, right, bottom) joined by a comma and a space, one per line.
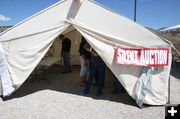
134, 0, 137, 22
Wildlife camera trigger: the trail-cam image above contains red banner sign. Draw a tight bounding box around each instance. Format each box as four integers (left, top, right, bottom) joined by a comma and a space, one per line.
115, 48, 169, 66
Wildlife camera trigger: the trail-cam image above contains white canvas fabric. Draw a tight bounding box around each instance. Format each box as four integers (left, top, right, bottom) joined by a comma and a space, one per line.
0, 0, 71, 88
69, 0, 172, 105
74, 24, 171, 106
0, 44, 15, 96
0, 0, 172, 106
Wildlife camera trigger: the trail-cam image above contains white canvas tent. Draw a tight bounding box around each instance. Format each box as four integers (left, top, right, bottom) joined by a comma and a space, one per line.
0, 0, 172, 107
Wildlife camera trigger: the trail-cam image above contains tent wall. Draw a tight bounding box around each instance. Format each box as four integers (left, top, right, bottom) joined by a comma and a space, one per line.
0, 0, 72, 94
76, 22, 172, 106
72, 0, 172, 105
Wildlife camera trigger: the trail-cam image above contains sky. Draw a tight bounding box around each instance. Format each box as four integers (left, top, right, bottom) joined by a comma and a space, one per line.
0, 0, 180, 29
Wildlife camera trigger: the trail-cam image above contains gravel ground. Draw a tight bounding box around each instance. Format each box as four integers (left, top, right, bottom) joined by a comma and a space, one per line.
0, 65, 179, 119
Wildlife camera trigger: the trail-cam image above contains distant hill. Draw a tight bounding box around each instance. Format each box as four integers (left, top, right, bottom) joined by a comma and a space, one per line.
162, 32, 180, 57
159, 25, 180, 57
0, 26, 12, 33
158, 27, 168, 31
146, 27, 161, 36
145, 27, 180, 57
160, 24, 180, 33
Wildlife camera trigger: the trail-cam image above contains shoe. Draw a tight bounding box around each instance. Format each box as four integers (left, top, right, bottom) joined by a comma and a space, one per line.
62, 69, 72, 74
84, 89, 89, 94
93, 83, 96, 86
62, 70, 70, 74
79, 82, 85, 87
96, 92, 103, 96
120, 89, 126, 93
111, 90, 119, 95
67, 69, 72, 73
62, 71, 68, 74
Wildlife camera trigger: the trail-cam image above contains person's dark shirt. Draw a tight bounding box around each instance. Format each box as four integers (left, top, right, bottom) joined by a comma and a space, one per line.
84, 42, 98, 57
79, 41, 91, 59
61, 38, 71, 53
79, 40, 86, 55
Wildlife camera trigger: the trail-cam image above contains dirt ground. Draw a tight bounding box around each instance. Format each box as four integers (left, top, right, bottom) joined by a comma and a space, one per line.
0, 65, 180, 119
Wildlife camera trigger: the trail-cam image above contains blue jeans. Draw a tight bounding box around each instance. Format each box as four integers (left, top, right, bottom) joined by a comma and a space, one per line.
61, 52, 71, 72
85, 57, 105, 94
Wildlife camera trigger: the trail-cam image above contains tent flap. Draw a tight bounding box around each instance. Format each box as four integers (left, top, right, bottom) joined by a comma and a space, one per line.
0, 0, 71, 94
0, 43, 15, 96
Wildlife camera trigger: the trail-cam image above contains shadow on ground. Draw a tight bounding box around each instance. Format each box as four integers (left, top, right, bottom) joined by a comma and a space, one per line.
3, 65, 137, 107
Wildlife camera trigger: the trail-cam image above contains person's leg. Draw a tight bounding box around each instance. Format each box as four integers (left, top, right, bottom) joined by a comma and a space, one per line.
86, 59, 90, 81
62, 52, 71, 73
66, 52, 71, 71
96, 59, 105, 95
93, 72, 98, 86
62, 52, 67, 72
80, 56, 87, 85
84, 58, 97, 94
